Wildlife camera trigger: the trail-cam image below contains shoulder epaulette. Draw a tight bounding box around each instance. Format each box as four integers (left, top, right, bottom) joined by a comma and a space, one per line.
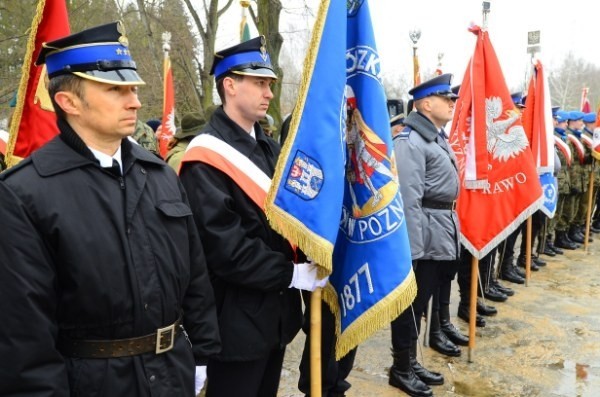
393, 128, 411, 141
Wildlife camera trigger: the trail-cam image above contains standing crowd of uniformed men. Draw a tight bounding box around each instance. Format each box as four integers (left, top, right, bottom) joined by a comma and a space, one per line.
1, 21, 599, 397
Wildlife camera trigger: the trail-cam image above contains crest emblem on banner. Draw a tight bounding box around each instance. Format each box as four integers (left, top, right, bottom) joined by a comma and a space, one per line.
486, 97, 528, 162
285, 151, 324, 200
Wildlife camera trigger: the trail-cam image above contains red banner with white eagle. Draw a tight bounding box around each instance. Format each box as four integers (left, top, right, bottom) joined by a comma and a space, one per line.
158, 51, 175, 158
448, 25, 543, 258
6, 0, 69, 167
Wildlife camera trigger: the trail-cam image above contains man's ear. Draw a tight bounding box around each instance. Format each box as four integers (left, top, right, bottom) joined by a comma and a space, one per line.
222, 76, 236, 97
53, 91, 81, 116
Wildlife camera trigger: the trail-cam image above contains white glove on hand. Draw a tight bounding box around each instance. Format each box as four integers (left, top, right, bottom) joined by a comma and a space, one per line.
194, 365, 207, 395
289, 262, 329, 291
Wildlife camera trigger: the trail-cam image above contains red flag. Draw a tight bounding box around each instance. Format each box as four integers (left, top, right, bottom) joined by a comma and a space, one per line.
158, 52, 176, 158
522, 59, 554, 174
6, 0, 70, 167
448, 25, 543, 258
581, 87, 591, 112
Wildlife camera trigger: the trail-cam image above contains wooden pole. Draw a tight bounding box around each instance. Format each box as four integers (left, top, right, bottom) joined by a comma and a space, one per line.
525, 217, 532, 286
468, 256, 478, 362
310, 288, 322, 397
584, 161, 595, 252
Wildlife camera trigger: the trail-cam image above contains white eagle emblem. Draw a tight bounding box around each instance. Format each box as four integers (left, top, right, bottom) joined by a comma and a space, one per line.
486, 96, 528, 162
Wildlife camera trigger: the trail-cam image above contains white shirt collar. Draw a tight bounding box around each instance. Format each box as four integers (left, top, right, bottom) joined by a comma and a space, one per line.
249, 126, 256, 140
89, 146, 123, 173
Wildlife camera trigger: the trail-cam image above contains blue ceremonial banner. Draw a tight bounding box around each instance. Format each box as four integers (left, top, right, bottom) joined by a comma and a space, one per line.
540, 172, 557, 218
266, 0, 416, 359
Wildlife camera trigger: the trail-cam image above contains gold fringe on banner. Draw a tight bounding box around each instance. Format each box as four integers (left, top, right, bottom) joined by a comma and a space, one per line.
6, 0, 47, 168
322, 270, 418, 360
265, 0, 334, 274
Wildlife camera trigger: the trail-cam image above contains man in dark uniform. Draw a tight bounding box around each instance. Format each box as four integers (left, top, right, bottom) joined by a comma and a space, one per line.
389, 74, 461, 397
0, 22, 220, 396
179, 36, 326, 397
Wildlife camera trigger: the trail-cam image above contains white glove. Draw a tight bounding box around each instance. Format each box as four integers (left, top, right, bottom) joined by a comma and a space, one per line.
289, 262, 329, 291
194, 365, 207, 395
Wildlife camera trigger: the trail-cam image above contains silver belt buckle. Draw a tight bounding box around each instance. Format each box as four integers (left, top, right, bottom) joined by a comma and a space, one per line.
155, 323, 175, 354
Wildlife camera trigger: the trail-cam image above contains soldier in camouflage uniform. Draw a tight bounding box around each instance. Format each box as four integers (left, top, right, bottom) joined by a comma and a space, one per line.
165, 112, 206, 171
551, 111, 577, 250
580, 113, 600, 233
131, 119, 159, 157
565, 111, 589, 245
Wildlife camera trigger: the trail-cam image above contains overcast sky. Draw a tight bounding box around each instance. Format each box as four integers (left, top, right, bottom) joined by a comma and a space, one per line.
219, 0, 598, 97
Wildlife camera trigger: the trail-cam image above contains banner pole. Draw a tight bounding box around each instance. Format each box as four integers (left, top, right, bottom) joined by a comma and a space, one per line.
525, 217, 532, 286
468, 256, 478, 362
310, 288, 322, 397
584, 160, 595, 252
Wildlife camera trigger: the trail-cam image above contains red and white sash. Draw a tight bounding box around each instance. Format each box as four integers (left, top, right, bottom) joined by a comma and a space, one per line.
580, 133, 593, 150
567, 133, 585, 165
180, 134, 271, 211
554, 135, 572, 167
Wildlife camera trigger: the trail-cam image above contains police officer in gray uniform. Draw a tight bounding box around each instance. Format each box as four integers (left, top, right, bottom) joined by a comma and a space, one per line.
389, 74, 460, 397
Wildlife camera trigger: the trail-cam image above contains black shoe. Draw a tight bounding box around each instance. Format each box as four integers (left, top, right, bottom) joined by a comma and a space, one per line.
533, 256, 546, 267
500, 266, 525, 284
481, 285, 508, 302
546, 238, 564, 255
429, 331, 461, 357
457, 304, 486, 327
410, 344, 444, 386
555, 232, 577, 250
517, 257, 540, 271
542, 245, 556, 256
568, 230, 585, 244
515, 266, 527, 278
591, 225, 600, 233
440, 322, 469, 346
492, 280, 514, 296
389, 349, 433, 397
477, 300, 497, 316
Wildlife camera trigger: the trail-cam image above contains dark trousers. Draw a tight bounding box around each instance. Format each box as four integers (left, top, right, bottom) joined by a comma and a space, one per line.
391, 259, 451, 350
499, 226, 521, 270
432, 260, 460, 312
519, 210, 544, 257
298, 291, 357, 397
206, 347, 285, 397
457, 247, 497, 303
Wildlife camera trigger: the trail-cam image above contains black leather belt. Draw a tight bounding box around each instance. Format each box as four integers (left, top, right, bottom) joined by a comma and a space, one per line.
422, 199, 456, 210
58, 316, 182, 358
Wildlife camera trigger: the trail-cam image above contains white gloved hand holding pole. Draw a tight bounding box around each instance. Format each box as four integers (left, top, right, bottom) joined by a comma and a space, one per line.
289, 262, 328, 291
194, 365, 207, 395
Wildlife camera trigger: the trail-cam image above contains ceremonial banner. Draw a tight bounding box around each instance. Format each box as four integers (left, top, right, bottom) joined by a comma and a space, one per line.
158, 51, 175, 158
581, 87, 591, 113
449, 25, 543, 258
6, 0, 69, 167
266, 0, 416, 358
593, 127, 600, 160
522, 59, 557, 217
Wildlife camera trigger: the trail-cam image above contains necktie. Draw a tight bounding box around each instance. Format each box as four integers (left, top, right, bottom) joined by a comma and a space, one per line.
104, 159, 122, 177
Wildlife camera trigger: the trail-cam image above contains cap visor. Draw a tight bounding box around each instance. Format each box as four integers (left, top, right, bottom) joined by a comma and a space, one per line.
232, 67, 278, 80
74, 69, 145, 85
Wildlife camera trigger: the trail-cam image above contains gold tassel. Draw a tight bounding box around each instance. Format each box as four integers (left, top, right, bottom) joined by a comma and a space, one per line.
322, 270, 418, 360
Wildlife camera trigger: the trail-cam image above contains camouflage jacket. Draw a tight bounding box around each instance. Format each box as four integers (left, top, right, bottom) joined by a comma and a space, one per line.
131, 120, 159, 156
